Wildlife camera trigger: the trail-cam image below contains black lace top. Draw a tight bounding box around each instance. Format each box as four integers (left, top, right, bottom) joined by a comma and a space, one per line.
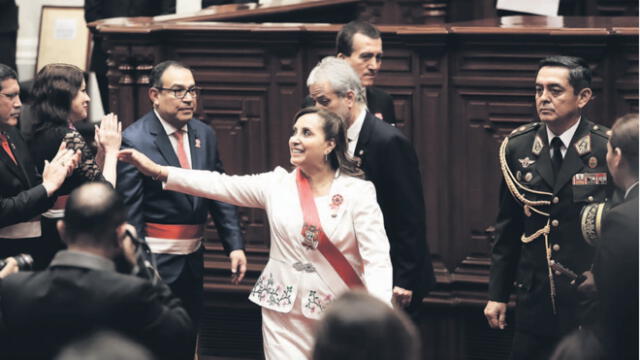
30, 125, 105, 196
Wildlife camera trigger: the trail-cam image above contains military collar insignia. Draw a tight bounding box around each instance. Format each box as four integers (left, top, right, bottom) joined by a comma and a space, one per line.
518, 157, 536, 168
532, 135, 544, 156
574, 134, 591, 156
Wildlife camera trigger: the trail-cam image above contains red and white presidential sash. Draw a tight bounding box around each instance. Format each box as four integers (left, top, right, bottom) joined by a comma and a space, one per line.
295, 168, 364, 289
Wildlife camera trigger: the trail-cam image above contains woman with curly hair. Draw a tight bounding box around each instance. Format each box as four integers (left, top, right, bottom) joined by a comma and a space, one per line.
30, 63, 121, 266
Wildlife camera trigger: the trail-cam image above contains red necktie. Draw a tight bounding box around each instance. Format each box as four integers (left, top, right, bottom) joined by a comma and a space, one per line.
0, 133, 17, 165
173, 130, 191, 169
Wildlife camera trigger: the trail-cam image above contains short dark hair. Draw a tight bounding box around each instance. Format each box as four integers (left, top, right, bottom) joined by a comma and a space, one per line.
149, 60, 191, 88
538, 56, 592, 94
32, 63, 85, 129
336, 21, 381, 56
610, 113, 639, 176
313, 291, 420, 360
0, 63, 18, 90
294, 107, 363, 178
64, 182, 127, 247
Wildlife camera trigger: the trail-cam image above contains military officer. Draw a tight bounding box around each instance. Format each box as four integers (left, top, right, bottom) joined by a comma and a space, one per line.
483, 55, 612, 360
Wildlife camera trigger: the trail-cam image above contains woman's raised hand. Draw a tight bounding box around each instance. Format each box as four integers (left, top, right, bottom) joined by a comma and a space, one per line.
95, 113, 122, 154
118, 148, 167, 181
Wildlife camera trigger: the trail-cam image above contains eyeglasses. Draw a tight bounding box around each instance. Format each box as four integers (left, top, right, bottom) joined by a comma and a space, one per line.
155, 87, 201, 99
0, 92, 19, 101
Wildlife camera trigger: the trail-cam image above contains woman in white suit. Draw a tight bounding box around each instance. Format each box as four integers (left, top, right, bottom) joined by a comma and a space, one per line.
119, 107, 393, 359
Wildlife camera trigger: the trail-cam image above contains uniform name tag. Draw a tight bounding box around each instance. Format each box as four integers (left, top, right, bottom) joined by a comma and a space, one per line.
573, 172, 607, 185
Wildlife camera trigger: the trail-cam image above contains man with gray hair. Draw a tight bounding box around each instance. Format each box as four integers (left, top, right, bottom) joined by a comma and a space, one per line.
307, 56, 435, 320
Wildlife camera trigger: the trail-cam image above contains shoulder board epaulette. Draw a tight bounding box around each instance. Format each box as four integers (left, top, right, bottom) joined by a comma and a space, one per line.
589, 123, 610, 140
509, 122, 540, 138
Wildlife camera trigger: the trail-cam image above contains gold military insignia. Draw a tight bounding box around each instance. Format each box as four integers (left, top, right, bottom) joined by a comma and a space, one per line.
574, 135, 591, 155
588, 156, 598, 169
532, 135, 544, 155
524, 172, 533, 182
581, 202, 605, 246
518, 157, 536, 168
511, 125, 527, 135
516, 170, 522, 181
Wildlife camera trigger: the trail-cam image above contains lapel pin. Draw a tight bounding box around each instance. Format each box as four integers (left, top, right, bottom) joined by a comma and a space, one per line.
588, 156, 598, 169
194, 138, 201, 148
330, 194, 343, 218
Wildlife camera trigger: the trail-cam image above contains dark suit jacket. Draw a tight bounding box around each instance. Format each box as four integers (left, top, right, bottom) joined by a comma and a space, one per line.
117, 111, 244, 283
490, 118, 611, 338
302, 86, 397, 125
593, 184, 638, 359
0, 250, 193, 360
0, 123, 52, 228
354, 111, 434, 295
366, 86, 396, 125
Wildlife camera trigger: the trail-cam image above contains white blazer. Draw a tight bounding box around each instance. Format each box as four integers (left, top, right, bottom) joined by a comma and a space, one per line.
165, 166, 393, 318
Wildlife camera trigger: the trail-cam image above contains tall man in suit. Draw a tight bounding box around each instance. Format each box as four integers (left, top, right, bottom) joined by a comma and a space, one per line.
337, 20, 396, 125
591, 113, 638, 360
117, 61, 246, 336
307, 56, 435, 320
0, 63, 79, 269
484, 56, 611, 360
304, 21, 396, 125
0, 182, 193, 360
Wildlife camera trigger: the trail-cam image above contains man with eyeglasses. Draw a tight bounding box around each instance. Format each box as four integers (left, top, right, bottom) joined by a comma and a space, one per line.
117, 60, 246, 357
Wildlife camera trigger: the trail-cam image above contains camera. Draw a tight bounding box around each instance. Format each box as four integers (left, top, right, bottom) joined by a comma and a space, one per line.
0, 253, 33, 271
117, 229, 161, 285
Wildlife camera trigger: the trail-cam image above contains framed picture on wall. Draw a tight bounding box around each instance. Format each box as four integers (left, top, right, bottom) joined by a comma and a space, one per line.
36, 6, 90, 72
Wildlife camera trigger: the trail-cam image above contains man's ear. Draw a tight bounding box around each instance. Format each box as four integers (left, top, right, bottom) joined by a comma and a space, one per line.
345, 90, 356, 108
612, 146, 624, 169
148, 87, 159, 107
577, 88, 593, 109
336, 52, 346, 59
56, 220, 66, 240
114, 223, 127, 249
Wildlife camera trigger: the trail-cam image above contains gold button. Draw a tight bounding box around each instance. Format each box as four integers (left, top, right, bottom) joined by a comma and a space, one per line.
593, 125, 599, 131
552, 197, 559, 204
551, 219, 559, 227
587, 196, 594, 202
552, 244, 560, 251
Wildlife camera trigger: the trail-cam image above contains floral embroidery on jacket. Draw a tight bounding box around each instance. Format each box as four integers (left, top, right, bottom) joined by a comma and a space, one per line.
304, 290, 333, 314
250, 273, 293, 308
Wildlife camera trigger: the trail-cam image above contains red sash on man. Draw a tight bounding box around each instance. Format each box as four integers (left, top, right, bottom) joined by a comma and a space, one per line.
295, 168, 364, 289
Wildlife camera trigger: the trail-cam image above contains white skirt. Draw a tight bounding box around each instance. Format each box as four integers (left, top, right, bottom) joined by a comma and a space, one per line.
261, 295, 317, 360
